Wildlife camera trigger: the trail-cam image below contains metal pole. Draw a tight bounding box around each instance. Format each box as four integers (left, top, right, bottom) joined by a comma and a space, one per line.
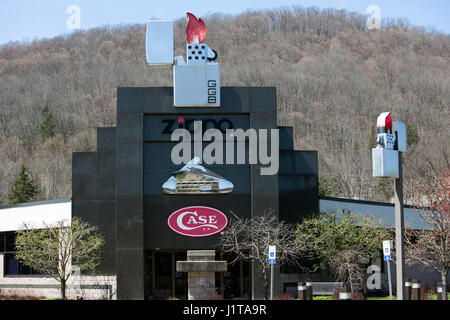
306, 281, 313, 300
270, 264, 274, 300
297, 282, 307, 300
394, 153, 405, 300
437, 282, 443, 300
412, 279, 421, 300
386, 259, 393, 300
404, 279, 412, 300
339, 287, 351, 300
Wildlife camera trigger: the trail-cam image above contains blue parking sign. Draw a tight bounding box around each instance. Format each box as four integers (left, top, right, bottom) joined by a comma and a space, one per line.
268, 245, 276, 264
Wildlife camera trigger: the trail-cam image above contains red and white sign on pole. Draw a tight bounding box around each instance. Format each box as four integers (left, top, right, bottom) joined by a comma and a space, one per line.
167, 206, 228, 237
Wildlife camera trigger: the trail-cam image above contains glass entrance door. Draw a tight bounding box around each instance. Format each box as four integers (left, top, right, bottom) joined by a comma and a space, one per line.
154, 251, 172, 299
146, 250, 250, 300
220, 252, 251, 299
147, 250, 187, 300
174, 252, 187, 299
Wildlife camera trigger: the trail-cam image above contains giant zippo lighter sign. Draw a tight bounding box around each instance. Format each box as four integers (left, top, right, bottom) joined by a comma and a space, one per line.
167, 206, 228, 237
146, 13, 220, 107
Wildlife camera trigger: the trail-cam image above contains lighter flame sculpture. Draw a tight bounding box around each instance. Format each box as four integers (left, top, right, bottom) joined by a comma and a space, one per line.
146, 13, 220, 107
372, 112, 407, 178
186, 12, 207, 44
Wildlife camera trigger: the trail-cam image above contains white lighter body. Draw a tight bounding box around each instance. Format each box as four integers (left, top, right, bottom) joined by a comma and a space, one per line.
372, 112, 407, 178
146, 19, 221, 107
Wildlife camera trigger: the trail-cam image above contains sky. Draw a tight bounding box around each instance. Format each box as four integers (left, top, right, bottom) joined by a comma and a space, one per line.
0, 0, 449, 45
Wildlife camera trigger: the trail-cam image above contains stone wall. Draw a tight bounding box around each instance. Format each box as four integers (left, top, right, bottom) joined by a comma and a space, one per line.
187, 271, 216, 300
176, 250, 227, 300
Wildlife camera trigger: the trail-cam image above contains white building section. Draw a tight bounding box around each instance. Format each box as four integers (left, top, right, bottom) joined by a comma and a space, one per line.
0, 198, 117, 300
0, 198, 71, 232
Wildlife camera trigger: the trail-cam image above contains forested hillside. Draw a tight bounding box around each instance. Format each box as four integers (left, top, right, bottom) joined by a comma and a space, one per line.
0, 7, 449, 204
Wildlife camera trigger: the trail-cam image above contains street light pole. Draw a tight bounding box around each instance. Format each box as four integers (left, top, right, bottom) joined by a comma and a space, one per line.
394, 153, 405, 300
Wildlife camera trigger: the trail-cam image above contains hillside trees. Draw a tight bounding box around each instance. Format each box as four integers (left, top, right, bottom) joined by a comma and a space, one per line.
8, 165, 39, 204
0, 6, 448, 203
39, 106, 56, 142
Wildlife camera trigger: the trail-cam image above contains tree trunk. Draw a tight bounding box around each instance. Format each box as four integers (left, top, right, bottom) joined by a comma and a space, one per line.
442, 271, 447, 301
261, 264, 269, 300
61, 279, 66, 300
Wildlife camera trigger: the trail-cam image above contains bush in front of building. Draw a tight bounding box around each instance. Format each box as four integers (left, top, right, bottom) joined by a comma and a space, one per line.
0, 292, 44, 300
295, 211, 388, 295
14, 217, 105, 300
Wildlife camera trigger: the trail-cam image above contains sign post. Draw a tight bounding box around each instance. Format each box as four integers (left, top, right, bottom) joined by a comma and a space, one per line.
268, 245, 276, 300
394, 154, 405, 300
373, 114, 407, 300
383, 240, 393, 300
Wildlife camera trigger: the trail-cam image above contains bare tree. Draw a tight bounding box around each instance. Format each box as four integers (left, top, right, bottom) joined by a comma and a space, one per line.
219, 211, 307, 299
331, 249, 366, 292
405, 166, 449, 300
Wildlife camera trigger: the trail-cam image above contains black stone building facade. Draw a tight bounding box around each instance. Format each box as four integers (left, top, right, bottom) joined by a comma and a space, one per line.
72, 87, 318, 300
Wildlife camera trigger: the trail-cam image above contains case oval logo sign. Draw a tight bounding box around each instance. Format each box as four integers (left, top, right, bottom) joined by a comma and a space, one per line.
167, 206, 228, 237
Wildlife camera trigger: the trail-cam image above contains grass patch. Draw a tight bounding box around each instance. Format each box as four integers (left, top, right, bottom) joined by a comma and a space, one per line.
298, 294, 450, 301
367, 296, 396, 300
313, 296, 334, 300
312, 296, 396, 300
426, 294, 450, 300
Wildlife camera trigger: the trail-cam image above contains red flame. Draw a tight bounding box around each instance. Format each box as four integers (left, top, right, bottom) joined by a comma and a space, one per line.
186, 12, 207, 43
385, 113, 392, 131
376, 112, 392, 131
